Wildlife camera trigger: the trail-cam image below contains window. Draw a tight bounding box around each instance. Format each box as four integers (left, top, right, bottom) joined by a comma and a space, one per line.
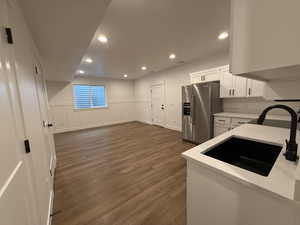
73, 85, 107, 109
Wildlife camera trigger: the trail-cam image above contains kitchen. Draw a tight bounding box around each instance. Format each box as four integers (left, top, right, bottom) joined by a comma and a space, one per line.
1, 0, 300, 225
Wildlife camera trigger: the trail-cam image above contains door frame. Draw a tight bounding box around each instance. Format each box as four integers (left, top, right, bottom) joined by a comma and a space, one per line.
33, 57, 56, 176
32, 57, 55, 225
150, 81, 166, 127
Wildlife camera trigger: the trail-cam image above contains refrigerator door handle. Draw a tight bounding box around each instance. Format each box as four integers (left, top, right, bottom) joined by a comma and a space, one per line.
192, 95, 196, 125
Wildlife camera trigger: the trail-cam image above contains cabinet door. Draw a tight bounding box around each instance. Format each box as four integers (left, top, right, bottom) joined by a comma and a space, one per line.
204, 70, 221, 82
220, 71, 233, 98
214, 126, 230, 137
247, 79, 265, 97
232, 76, 247, 97
191, 70, 221, 84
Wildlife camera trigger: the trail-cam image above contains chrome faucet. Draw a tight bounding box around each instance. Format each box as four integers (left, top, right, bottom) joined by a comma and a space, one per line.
257, 105, 298, 162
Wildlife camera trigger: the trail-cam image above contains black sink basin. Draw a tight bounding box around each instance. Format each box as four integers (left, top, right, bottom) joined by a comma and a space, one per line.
203, 137, 282, 176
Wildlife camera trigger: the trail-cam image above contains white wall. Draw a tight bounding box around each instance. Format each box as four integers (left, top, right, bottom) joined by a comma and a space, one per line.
134, 53, 229, 131
47, 77, 136, 133
48, 53, 300, 134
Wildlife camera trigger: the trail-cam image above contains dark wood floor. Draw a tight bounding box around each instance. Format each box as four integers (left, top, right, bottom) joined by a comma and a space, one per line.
52, 122, 195, 225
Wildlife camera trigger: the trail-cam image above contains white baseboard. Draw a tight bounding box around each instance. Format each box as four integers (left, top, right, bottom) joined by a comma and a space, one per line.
164, 124, 181, 132
137, 120, 153, 125
136, 120, 181, 132
54, 120, 136, 134
54, 120, 181, 134
47, 190, 54, 225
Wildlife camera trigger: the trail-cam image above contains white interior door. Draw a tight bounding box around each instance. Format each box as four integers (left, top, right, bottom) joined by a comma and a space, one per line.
0, 2, 34, 223
8, 2, 52, 225
151, 84, 165, 126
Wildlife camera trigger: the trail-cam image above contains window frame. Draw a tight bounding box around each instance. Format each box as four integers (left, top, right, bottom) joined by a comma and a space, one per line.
72, 84, 108, 110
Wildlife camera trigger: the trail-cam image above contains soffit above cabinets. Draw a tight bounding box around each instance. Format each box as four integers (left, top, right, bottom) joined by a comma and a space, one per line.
230, 0, 300, 82
78, 0, 230, 80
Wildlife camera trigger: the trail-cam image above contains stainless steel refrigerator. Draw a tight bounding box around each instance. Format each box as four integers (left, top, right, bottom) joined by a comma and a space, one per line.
182, 81, 222, 144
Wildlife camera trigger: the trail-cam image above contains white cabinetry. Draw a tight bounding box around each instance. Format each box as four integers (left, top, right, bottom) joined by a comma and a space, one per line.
186, 161, 300, 225
246, 79, 265, 97
220, 66, 265, 98
190, 67, 222, 84
220, 68, 247, 98
214, 116, 251, 137
191, 65, 266, 98
230, 0, 300, 80
214, 117, 231, 137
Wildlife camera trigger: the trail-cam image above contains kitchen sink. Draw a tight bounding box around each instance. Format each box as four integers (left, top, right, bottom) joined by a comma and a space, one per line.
203, 137, 282, 176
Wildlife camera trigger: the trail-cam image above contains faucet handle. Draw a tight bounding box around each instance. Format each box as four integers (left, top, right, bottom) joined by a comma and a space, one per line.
284, 139, 299, 161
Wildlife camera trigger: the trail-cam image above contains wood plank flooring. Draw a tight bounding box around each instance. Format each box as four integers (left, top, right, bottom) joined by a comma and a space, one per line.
52, 122, 195, 225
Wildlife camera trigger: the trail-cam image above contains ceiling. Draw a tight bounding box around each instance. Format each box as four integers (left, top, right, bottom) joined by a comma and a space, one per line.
18, 0, 112, 81
78, 0, 230, 80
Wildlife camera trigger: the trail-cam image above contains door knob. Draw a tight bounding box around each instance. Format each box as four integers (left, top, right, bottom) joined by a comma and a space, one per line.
47, 123, 53, 127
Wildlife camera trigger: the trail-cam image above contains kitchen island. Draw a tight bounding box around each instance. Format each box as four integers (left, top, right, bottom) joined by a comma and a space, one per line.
182, 124, 300, 225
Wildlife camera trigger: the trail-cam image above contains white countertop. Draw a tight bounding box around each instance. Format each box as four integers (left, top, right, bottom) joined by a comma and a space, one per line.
182, 124, 300, 201
214, 112, 290, 121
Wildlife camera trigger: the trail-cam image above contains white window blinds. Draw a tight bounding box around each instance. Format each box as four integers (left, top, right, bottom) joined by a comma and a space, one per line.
73, 85, 107, 109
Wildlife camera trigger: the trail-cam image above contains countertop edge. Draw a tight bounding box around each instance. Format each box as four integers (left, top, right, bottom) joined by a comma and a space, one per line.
214, 112, 290, 121
182, 124, 300, 202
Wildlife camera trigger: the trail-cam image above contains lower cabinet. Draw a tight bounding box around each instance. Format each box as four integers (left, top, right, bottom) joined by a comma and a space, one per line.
214, 126, 230, 137
214, 116, 251, 137
186, 161, 300, 225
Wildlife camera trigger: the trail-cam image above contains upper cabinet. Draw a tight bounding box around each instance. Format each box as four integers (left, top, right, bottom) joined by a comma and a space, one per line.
220, 66, 247, 98
230, 0, 300, 81
191, 65, 266, 99
220, 66, 265, 98
246, 79, 265, 97
190, 67, 221, 84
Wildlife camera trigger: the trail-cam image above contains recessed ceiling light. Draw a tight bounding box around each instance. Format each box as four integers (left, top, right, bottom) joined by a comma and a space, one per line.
98, 35, 108, 43
218, 32, 229, 40
84, 58, 93, 63
141, 66, 147, 71
123, 74, 128, 78
169, 53, 176, 59
78, 70, 85, 74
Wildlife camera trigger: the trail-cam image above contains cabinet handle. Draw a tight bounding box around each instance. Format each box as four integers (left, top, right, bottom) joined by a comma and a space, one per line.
218, 120, 225, 122
232, 89, 235, 96
248, 88, 251, 96
229, 89, 231, 96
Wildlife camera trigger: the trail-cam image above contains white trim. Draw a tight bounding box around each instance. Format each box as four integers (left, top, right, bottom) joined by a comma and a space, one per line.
137, 119, 153, 125
47, 190, 54, 225
54, 120, 136, 134
164, 124, 181, 132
